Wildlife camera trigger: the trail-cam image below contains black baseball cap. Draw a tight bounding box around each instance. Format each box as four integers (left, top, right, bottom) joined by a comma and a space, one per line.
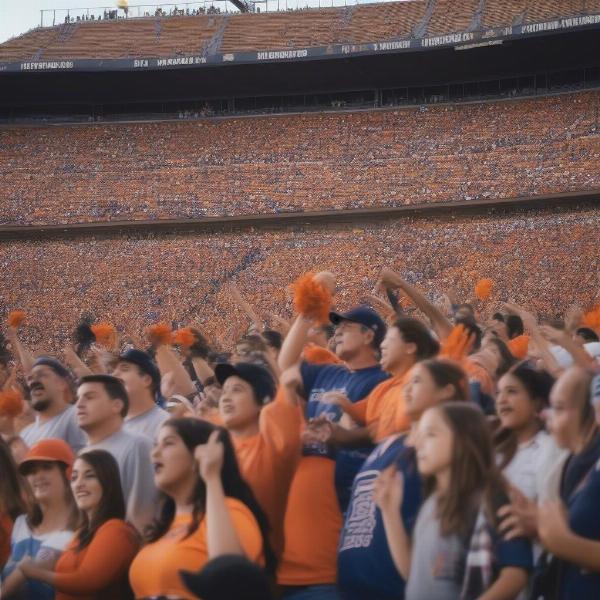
117, 348, 161, 391
329, 306, 387, 346
180, 555, 273, 600
215, 362, 276, 405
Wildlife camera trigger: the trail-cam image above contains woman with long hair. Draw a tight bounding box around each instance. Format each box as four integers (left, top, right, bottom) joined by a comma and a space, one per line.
129, 418, 276, 600
376, 403, 532, 600
17, 449, 139, 600
0, 437, 26, 570
1, 439, 78, 600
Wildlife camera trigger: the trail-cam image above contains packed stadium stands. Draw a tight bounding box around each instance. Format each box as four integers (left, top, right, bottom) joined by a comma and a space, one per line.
1, 90, 598, 226
1, 0, 599, 61
1, 205, 597, 353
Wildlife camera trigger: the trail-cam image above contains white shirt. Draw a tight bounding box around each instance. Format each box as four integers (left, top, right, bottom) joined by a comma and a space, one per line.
503, 430, 564, 502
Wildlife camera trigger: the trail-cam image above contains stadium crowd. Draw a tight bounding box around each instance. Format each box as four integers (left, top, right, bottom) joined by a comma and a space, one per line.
0, 255, 599, 600
1, 91, 599, 226
2, 0, 597, 63
0, 206, 598, 353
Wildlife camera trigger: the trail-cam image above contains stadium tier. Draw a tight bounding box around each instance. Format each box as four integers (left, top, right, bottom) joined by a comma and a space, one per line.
0, 90, 598, 226
1, 0, 600, 61
1, 205, 597, 352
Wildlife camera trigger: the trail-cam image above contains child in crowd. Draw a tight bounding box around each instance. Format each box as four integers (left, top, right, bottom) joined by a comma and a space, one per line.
338, 358, 469, 600
376, 403, 533, 600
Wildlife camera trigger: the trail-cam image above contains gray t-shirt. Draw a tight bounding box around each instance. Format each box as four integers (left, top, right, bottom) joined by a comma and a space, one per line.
123, 405, 169, 442
406, 495, 465, 600
84, 428, 157, 533
21, 405, 87, 453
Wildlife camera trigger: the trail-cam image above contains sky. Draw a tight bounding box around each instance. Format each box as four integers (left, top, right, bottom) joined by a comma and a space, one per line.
0, 0, 405, 44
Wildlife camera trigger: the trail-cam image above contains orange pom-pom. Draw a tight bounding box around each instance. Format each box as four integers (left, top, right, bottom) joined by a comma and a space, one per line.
440, 324, 474, 361
148, 322, 173, 346
91, 322, 118, 349
475, 279, 493, 301
0, 389, 24, 418
583, 302, 600, 333
293, 273, 333, 323
7, 310, 26, 328
508, 335, 530, 359
173, 327, 195, 348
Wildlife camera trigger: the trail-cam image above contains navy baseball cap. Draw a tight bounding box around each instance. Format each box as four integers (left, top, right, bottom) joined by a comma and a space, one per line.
117, 348, 161, 391
329, 306, 387, 346
215, 362, 276, 405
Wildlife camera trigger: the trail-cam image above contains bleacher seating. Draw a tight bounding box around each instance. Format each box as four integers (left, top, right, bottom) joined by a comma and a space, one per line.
0, 0, 598, 61
0, 90, 598, 226
1, 205, 597, 353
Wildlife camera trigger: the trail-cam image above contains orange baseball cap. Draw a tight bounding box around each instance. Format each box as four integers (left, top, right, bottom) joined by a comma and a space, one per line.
19, 439, 75, 477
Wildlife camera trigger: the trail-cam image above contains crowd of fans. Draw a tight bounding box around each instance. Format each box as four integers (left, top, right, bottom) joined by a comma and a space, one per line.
1, 0, 596, 62
1, 91, 598, 226
0, 258, 599, 600
0, 204, 597, 355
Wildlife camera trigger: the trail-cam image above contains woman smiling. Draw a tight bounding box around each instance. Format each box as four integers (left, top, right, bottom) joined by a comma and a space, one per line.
17, 450, 139, 600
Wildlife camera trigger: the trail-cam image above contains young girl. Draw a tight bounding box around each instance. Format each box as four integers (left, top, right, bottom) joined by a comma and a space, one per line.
17, 450, 140, 600
376, 403, 532, 600
495, 363, 562, 504
1, 439, 78, 600
129, 418, 275, 600
338, 359, 469, 600
0, 437, 26, 570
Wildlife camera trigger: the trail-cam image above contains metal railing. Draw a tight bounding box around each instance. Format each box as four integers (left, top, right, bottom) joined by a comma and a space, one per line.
40, 0, 384, 25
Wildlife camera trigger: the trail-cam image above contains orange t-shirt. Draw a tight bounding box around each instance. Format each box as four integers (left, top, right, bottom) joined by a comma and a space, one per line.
129, 498, 263, 600
341, 372, 411, 443
278, 457, 343, 585
0, 512, 13, 570
233, 388, 302, 557
54, 519, 139, 600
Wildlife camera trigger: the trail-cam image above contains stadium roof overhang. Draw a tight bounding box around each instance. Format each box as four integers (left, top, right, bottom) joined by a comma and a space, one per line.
0, 23, 599, 108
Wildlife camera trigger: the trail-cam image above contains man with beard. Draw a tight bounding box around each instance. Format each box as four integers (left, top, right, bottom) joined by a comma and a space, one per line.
20, 357, 86, 452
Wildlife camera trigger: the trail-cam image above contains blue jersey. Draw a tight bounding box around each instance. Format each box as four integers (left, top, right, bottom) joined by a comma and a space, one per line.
338, 434, 421, 600
301, 361, 389, 511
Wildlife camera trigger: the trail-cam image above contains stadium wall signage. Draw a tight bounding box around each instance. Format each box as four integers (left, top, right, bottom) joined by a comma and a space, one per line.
2, 13, 599, 74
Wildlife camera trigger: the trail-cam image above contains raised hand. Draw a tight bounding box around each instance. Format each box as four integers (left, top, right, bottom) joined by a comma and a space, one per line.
194, 430, 225, 483
374, 465, 404, 515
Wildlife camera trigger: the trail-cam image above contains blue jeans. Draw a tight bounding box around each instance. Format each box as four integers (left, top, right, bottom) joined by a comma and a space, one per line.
282, 584, 342, 600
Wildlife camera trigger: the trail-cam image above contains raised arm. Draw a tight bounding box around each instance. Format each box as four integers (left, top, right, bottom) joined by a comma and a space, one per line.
379, 268, 453, 340
278, 271, 335, 371
228, 283, 263, 332
197, 431, 245, 558
6, 327, 35, 374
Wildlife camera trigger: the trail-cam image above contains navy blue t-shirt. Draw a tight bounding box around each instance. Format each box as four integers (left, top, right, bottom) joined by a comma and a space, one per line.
300, 361, 389, 512
560, 460, 600, 599
338, 434, 421, 600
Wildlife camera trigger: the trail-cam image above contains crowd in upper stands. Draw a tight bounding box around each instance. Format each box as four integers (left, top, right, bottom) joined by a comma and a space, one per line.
0, 261, 599, 600
0, 204, 597, 360
0, 91, 598, 226
1, 0, 598, 62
